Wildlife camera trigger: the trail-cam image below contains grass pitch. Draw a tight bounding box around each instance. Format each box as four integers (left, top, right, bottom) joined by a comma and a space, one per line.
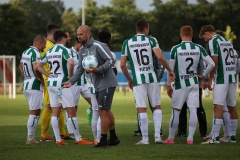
0, 90, 240, 160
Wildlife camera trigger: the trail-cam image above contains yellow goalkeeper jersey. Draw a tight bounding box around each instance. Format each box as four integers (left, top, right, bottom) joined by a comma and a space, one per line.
40, 40, 54, 80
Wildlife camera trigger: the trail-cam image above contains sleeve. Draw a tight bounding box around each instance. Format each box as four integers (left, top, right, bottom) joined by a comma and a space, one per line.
167, 48, 175, 85
69, 49, 85, 84
63, 48, 73, 60
121, 39, 128, 56
40, 51, 48, 64
96, 44, 115, 73
149, 37, 157, 49
209, 39, 218, 57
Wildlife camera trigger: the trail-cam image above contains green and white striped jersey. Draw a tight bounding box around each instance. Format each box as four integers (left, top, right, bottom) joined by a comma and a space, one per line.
170, 41, 209, 90
209, 35, 237, 84
70, 47, 87, 86
41, 44, 72, 87
121, 34, 159, 86
20, 46, 42, 91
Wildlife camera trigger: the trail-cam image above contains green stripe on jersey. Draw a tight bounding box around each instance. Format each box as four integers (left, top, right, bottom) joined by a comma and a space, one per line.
174, 54, 181, 90
185, 79, 190, 87
140, 74, 146, 84
229, 75, 232, 83
25, 82, 29, 90
193, 76, 198, 84
32, 79, 41, 90
53, 81, 57, 87
149, 73, 154, 82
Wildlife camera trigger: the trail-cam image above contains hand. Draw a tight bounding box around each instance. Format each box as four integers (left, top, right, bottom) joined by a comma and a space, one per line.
197, 75, 204, 79
128, 79, 133, 90
207, 80, 213, 91
85, 67, 98, 73
201, 81, 208, 90
169, 71, 176, 81
166, 85, 173, 98
63, 81, 72, 88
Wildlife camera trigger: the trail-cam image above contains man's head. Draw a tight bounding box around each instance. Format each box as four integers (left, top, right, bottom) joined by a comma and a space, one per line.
33, 35, 46, 52
199, 25, 216, 42
180, 25, 193, 40
74, 37, 82, 51
47, 23, 60, 36
136, 19, 149, 35
77, 25, 91, 45
64, 31, 71, 45
216, 30, 225, 37
98, 30, 111, 47
53, 30, 67, 45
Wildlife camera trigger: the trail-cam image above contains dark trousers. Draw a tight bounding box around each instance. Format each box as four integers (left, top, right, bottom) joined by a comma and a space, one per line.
178, 88, 207, 137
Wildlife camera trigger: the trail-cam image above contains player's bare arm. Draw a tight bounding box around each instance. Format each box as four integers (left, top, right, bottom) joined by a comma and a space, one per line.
67, 59, 74, 79
120, 55, 133, 90
208, 56, 218, 91
36, 62, 50, 77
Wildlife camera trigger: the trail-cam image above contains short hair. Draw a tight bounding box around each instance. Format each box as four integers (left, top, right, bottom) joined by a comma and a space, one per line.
216, 30, 225, 37
180, 25, 193, 37
33, 34, 45, 43
98, 30, 111, 43
47, 23, 60, 35
199, 25, 215, 38
53, 30, 67, 42
136, 19, 149, 32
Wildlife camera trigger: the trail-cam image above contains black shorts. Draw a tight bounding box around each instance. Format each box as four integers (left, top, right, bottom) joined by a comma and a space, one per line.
96, 87, 116, 110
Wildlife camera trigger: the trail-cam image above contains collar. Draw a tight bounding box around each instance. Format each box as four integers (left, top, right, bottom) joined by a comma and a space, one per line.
85, 37, 95, 48
55, 44, 65, 47
30, 46, 39, 52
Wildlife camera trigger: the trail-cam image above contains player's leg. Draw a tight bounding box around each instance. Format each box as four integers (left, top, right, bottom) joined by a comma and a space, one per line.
25, 90, 42, 144
133, 84, 149, 145
40, 83, 52, 141
90, 94, 100, 144
164, 87, 188, 144
186, 85, 199, 144
177, 102, 187, 137
227, 83, 238, 143
148, 83, 163, 143
94, 87, 118, 148
219, 105, 230, 142
202, 84, 227, 144
63, 86, 93, 145
197, 88, 207, 137
48, 86, 66, 145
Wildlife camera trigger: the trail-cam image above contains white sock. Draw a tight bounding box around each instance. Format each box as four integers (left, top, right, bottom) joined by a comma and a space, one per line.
27, 115, 39, 140
230, 119, 238, 137
91, 110, 99, 140
212, 118, 223, 140
68, 117, 81, 141
97, 117, 101, 142
66, 111, 73, 134
222, 111, 230, 137
188, 108, 197, 141
168, 109, 180, 140
51, 116, 61, 141
153, 109, 162, 137
139, 112, 148, 141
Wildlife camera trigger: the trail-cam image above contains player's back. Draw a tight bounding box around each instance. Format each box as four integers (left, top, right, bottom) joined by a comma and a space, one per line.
46, 44, 71, 87
209, 35, 237, 84
21, 46, 42, 90
124, 34, 158, 86
171, 41, 203, 89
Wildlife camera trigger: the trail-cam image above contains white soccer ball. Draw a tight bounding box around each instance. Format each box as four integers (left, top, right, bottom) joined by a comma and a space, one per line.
82, 55, 98, 70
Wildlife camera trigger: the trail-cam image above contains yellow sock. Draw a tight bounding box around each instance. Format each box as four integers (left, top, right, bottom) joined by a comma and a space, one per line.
59, 108, 66, 135
41, 108, 52, 138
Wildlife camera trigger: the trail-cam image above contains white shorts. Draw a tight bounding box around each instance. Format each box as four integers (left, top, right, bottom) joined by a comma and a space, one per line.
47, 86, 61, 107
172, 84, 199, 110
62, 85, 76, 108
91, 94, 98, 110
23, 90, 43, 110
133, 82, 160, 108
213, 83, 236, 107
75, 84, 91, 106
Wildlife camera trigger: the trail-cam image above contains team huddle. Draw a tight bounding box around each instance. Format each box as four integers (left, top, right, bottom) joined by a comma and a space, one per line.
20, 19, 239, 147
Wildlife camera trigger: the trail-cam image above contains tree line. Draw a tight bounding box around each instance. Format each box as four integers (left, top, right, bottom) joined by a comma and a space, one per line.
0, 0, 239, 82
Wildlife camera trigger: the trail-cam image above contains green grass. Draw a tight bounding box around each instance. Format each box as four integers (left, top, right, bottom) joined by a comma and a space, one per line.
0, 90, 240, 160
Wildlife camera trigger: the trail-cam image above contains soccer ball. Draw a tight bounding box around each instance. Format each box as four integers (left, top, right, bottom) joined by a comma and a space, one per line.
82, 55, 98, 70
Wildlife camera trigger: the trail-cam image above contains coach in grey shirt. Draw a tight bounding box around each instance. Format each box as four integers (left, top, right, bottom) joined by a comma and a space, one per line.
63, 25, 119, 148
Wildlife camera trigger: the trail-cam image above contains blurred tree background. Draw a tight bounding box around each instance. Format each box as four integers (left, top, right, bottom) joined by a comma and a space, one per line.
0, 0, 239, 82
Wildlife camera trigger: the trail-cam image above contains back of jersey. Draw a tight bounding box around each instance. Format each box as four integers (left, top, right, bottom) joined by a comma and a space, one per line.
46, 44, 72, 87
123, 34, 158, 86
21, 46, 42, 91
209, 35, 237, 84
171, 42, 202, 90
